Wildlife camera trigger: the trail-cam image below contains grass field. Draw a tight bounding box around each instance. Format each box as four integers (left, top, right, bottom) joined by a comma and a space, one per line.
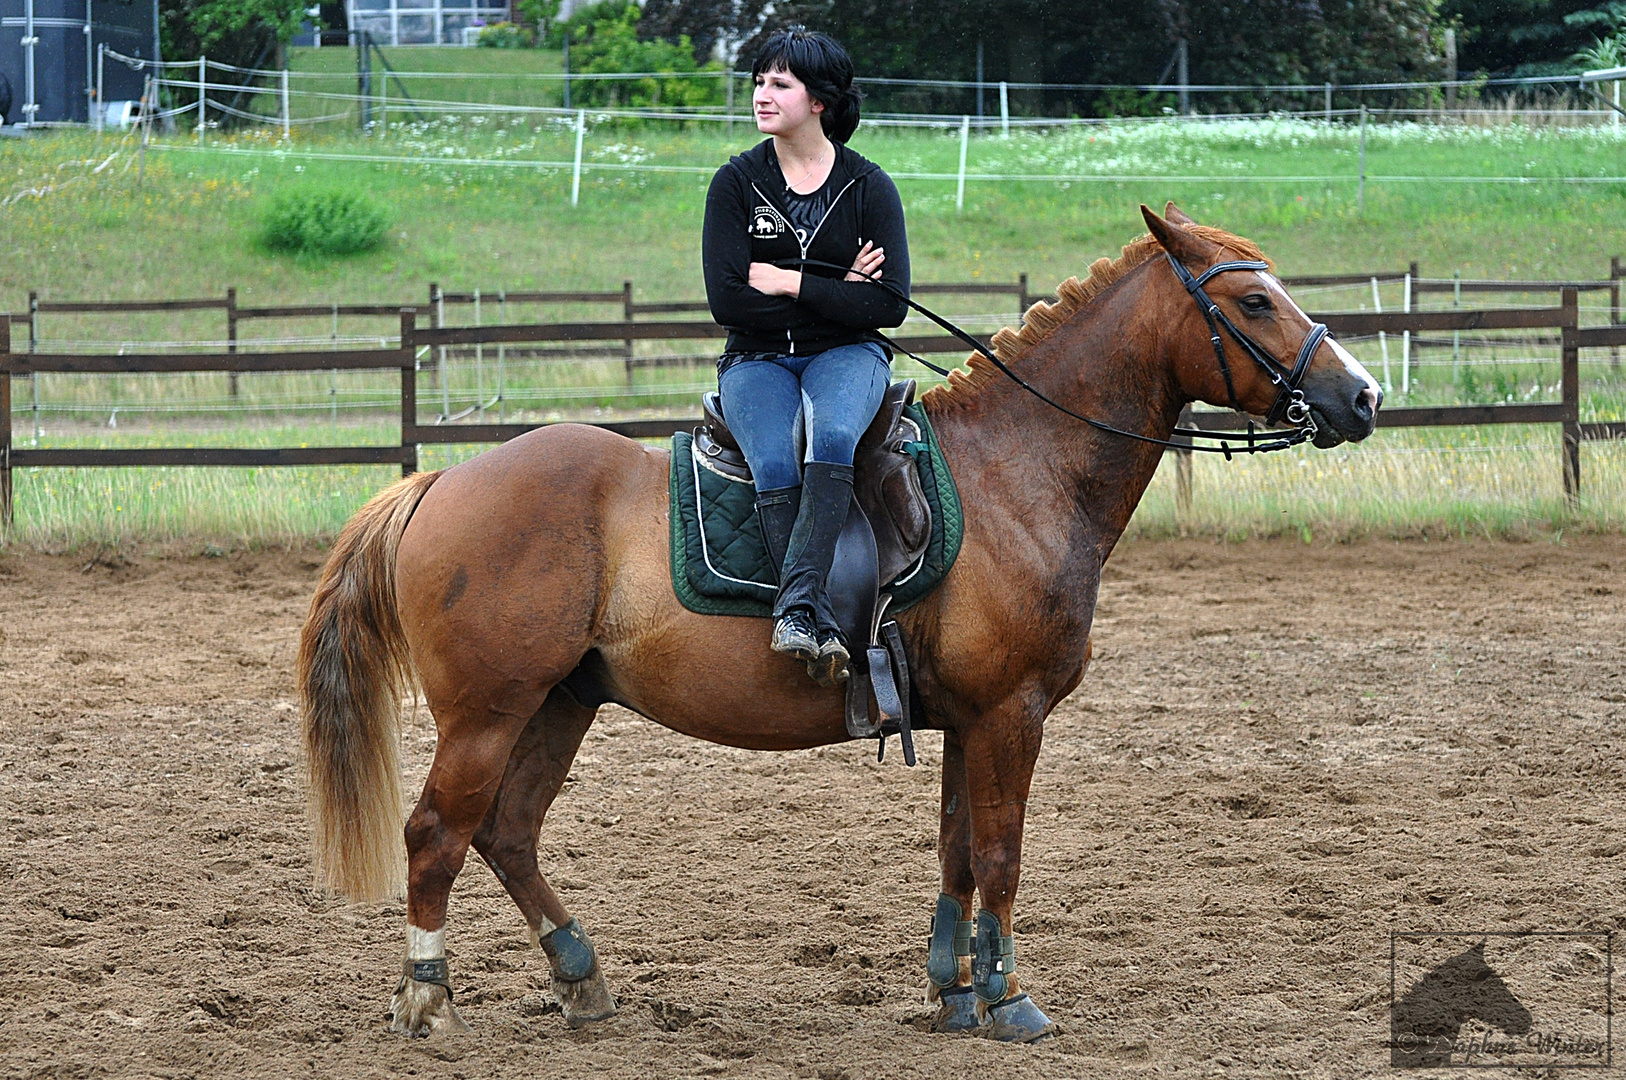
2, 109, 1625, 547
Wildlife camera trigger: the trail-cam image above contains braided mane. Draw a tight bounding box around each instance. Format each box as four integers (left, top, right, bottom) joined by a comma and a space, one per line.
920, 226, 1270, 411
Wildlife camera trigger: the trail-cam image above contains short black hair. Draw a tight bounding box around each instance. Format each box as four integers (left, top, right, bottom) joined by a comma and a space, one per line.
750, 28, 863, 143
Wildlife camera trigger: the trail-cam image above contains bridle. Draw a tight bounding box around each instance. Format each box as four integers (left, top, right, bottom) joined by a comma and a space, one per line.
1163, 253, 1326, 431
781, 250, 1334, 457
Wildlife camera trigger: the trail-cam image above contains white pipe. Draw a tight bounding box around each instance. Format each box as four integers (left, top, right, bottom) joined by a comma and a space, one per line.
198, 55, 207, 139
473, 288, 483, 414
1401, 271, 1412, 395
84, 0, 93, 122
956, 114, 969, 211
23, 0, 37, 126
998, 81, 1008, 137
1372, 276, 1391, 392
96, 43, 105, 132
1452, 270, 1461, 379
571, 108, 585, 205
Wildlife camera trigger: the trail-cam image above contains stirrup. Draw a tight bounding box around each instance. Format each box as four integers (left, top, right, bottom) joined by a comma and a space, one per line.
771, 609, 818, 661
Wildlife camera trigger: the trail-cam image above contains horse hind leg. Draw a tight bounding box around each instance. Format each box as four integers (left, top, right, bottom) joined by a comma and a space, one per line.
389, 696, 538, 1037
470, 687, 616, 1027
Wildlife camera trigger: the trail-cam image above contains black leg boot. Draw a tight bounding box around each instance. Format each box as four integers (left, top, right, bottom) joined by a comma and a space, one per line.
755, 486, 813, 657
772, 462, 854, 686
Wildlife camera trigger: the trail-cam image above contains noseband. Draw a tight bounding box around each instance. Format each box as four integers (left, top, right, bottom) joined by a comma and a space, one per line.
1163, 253, 1328, 429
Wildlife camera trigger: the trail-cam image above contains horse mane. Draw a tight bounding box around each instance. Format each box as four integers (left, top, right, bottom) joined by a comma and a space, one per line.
920, 225, 1271, 411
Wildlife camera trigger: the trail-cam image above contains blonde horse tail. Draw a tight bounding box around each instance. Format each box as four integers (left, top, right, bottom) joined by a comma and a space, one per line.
298, 470, 440, 902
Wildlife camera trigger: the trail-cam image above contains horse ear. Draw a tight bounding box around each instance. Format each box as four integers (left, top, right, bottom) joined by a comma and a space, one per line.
1140, 204, 1209, 263
1164, 201, 1197, 226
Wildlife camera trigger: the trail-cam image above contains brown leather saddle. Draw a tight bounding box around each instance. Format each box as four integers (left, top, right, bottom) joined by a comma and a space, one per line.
695, 380, 931, 763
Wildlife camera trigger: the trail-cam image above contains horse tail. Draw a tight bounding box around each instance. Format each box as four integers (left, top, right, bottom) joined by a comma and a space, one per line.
298, 469, 440, 902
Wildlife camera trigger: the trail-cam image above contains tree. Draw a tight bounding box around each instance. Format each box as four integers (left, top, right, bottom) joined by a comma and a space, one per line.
638, 0, 771, 64
1439, 0, 1626, 75
565, 4, 728, 107
161, 0, 307, 70
720, 0, 1441, 116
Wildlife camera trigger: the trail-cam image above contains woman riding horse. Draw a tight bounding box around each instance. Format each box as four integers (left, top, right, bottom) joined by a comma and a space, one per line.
703, 28, 911, 686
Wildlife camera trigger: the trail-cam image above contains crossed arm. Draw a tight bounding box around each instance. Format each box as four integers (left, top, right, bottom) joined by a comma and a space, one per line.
747, 241, 888, 299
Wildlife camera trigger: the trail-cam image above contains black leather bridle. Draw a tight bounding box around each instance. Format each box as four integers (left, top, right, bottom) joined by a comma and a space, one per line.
778, 251, 1332, 457
1163, 253, 1327, 430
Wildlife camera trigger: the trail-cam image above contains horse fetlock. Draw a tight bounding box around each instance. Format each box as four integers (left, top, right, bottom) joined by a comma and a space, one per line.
970, 908, 1015, 1006
925, 893, 975, 1000
538, 918, 617, 1026
389, 962, 470, 1037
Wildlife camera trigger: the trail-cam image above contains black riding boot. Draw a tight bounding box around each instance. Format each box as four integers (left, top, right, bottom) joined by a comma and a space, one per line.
772, 462, 854, 686
756, 485, 813, 655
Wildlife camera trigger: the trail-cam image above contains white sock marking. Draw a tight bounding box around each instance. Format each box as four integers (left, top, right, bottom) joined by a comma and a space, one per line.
407, 924, 446, 960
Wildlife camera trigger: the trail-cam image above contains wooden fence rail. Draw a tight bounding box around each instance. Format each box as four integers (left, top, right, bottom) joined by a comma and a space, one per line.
2, 285, 1623, 525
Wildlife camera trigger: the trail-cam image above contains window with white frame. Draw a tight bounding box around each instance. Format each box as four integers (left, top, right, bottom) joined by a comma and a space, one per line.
347, 0, 509, 44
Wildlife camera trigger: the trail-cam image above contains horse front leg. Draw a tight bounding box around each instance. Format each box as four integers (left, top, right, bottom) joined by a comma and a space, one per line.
958, 705, 1058, 1043
925, 727, 981, 1032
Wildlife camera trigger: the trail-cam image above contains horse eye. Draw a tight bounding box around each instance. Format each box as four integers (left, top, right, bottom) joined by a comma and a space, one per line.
1241, 295, 1272, 313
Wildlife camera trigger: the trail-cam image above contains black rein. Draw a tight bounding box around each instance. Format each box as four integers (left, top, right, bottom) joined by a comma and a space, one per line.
778, 253, 1332, 458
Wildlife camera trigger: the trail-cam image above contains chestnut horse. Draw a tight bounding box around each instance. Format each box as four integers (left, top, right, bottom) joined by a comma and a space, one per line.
298, 205, 1381, 1041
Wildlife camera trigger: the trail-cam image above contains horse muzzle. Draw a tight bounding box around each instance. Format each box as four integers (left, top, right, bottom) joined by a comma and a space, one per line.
1303, 353, 1382, 448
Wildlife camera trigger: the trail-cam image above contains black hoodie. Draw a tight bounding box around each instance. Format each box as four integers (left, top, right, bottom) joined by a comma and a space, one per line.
702, 139, 911, 355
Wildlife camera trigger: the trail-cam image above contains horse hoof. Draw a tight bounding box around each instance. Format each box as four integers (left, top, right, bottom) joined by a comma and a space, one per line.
978, 993, 1056, 1043
555, 966, 617, 1028
389, 977, 471, 1037
929, 985, 984, 1033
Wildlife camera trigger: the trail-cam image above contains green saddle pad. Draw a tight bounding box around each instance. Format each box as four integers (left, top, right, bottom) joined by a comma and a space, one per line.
669, 403, 963, 618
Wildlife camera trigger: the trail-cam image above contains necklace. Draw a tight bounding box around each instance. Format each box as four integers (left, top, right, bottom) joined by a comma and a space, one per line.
781, 146, 829, 193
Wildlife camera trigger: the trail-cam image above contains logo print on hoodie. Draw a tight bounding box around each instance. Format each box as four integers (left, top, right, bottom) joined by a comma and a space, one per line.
751, 207, 784, 239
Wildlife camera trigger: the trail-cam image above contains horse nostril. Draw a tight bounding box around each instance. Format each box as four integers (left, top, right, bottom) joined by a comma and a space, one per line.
1355, 385, 1380, 418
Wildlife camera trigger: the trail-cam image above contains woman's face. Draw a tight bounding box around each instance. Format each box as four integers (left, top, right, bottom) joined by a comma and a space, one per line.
753, 65, 824, 138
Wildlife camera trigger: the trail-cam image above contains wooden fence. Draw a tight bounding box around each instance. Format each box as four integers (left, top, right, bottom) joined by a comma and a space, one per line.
2, 274, 1624, 525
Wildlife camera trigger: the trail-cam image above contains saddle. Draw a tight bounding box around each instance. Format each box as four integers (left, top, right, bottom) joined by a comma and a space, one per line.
695, 380, 931, 763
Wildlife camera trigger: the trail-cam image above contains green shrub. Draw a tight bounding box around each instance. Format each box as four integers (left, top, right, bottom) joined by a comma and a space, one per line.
259, 190, 391, 257
556, 4, 726, 108
478, 21, 534, 47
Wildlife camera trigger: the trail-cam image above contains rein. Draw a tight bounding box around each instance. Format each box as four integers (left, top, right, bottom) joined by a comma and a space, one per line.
780, 254, 1329, 457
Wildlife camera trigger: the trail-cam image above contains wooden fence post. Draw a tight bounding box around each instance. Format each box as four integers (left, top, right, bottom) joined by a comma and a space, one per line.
226, 286, 239, 399
622, 280, 636, 387
1174, 404, 1193, 521
1, 316, 11, 525
1018, 273, 1031, 314
400, 308, 418, 477
1561, 286, 1580, 501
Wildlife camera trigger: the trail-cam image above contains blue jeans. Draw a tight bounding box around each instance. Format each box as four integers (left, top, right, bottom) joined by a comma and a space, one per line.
717, 341, 891, 492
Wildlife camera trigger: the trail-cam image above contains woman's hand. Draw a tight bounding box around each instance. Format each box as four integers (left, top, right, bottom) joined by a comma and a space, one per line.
748, 262, 802, 298
845, 241, 885, 282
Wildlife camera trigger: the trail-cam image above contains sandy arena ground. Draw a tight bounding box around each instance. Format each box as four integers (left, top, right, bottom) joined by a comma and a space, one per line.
0, 535, 1622, 1078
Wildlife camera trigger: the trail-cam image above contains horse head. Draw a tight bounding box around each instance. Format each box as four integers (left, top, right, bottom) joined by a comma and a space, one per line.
1141, 202, 1381, 448
1392, 939, 1534, 1066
